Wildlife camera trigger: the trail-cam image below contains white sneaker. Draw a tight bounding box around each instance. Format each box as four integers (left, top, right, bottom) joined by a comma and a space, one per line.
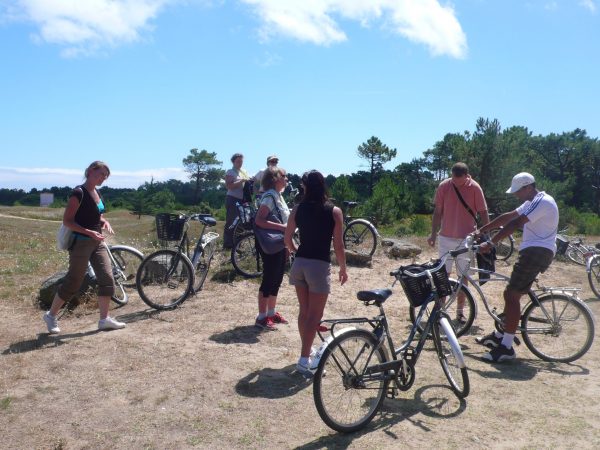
296, 361, 315, 379
43, 312, 60, 334
98, 316, 126, 331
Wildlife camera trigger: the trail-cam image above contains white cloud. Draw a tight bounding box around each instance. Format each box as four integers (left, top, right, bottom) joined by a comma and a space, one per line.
3, 0, 467, 58
5, 0, 172, 57
241, 0, 468, 58
579, 0, 597, 13
0, 166, 187, 190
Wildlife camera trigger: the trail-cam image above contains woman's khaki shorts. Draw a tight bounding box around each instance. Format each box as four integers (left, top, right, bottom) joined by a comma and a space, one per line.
289, 257, 331, 294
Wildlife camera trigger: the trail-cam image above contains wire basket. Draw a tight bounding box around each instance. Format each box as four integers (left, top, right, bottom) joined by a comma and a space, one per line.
155, 213, 186, 242
398, 260, 452, 307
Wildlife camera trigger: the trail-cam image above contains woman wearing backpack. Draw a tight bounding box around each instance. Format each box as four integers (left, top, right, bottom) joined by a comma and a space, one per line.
253, 166, 290, 330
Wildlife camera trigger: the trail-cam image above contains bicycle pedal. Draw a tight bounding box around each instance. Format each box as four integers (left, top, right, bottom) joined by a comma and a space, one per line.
386, 386, 398, 399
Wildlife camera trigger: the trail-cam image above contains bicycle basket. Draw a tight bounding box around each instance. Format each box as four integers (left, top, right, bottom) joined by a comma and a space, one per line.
555, 235, 568, 255
398, 260, 452, 307
155, 213, 186, 241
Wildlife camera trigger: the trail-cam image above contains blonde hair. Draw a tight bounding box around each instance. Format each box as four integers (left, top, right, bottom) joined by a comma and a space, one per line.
84, 161, 111, 178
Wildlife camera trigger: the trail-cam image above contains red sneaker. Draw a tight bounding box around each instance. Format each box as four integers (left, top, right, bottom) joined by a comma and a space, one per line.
255, 316, 277, 330
269, 312, 289, 324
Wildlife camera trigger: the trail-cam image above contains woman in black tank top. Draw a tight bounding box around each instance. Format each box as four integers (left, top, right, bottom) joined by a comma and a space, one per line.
284, 170, 348, 377
42, 161, 126, 334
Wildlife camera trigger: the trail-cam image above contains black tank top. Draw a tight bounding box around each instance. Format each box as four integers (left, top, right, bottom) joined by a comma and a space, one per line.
295, 202, 335, 263
72, 186, 103, 233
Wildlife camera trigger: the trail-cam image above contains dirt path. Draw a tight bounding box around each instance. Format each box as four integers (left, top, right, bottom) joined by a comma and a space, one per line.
1, 232, 599, 449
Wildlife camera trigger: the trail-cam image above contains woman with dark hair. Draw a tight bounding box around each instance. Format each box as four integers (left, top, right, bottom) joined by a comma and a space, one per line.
254, 166, 290, 330
224, 153, 250, 249
284, 170, 347, 377
43, 161, 126, 334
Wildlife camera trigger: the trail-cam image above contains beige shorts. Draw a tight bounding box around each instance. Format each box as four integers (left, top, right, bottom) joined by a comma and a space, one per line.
438, 235, 473, 277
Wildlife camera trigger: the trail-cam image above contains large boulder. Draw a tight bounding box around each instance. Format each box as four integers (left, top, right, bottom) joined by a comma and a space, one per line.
343, 250, 372, 268
382, 239, 422, 259
38, 271, 95, 310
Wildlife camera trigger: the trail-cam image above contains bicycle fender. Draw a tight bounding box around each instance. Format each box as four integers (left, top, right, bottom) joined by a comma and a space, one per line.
311, 326, 357, 369
108, 245, 144, 259
347, 218, 379, 236
439, 317, 467, 369
586, 254, 599, 272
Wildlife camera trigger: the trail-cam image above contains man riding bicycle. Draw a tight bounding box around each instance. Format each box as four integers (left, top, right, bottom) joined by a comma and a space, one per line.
476, 172, 559, 363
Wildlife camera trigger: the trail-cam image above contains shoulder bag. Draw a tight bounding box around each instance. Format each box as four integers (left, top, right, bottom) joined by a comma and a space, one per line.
452, 184, 495, 284
56, 187, 83, 251
253, 193, 285, 255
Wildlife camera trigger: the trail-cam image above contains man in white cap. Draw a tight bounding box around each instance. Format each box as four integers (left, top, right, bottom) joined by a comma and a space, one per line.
475, 172, 559, 362
254, 155, 279, 197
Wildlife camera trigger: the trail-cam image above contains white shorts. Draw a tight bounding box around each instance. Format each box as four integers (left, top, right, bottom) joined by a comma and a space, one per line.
438, 235, 473, 277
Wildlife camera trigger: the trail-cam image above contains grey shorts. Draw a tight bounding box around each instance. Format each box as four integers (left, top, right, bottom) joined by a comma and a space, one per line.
289, 257, 331, 294
508, 247, 554, 293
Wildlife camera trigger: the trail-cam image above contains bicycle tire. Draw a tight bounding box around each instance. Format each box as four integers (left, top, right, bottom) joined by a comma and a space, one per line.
521, 293, 595, 363
193, 238, 217, 293
432, 317, 469, 398
343, 219, 378, 257
566, 244, 587, 266
109, 245, 143, 306
313, 329, 389, 433
136, 249, 194, 310
231, 232, 263, 278
409, 280, 476, 338
489, 228, 514, 261
588, 255, 600, 299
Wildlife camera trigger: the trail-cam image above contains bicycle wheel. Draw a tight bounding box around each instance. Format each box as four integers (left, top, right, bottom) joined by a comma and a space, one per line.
110, 246, 143, 289
313, 329, 388, 433
343, 219, 377, 257
587, 255, 600, 299
233, 221, 250, 244
489, 228, 514, 261
109, 245, 143, 306
193, 238, 217, 293
566, 244, 587, 266
432, 317, 469, 398
136, 250, 194, 310
521, 293, 595, 363
409, 280, 476, 338
231, 232, 262, 278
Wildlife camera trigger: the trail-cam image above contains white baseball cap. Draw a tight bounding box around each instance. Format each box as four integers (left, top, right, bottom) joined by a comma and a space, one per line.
506, 172, 535, 194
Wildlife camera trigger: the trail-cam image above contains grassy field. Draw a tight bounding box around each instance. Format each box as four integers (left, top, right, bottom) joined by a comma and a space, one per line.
1, 206, 599, 449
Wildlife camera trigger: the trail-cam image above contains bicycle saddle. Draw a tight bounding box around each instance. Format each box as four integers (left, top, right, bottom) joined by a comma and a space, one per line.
343, 201, 358, 208
356, 289, 392, 304
200, 216, 217, 227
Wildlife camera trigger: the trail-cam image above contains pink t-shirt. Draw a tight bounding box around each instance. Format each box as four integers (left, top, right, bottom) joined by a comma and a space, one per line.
434, 177, 487, 239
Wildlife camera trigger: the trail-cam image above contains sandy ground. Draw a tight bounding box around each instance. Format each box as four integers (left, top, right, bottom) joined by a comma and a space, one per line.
1, 217, 599, 449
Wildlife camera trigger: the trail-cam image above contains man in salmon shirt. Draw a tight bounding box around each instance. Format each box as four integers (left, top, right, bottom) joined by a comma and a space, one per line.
427, 162, 490, 324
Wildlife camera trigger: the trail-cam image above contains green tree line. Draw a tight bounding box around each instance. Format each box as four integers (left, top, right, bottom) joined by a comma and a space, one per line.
3, 118, 600, 232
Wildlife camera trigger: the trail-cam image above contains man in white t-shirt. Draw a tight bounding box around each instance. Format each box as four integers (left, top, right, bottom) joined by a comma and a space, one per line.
254, 155, 279, 196
475, 172, 559, 363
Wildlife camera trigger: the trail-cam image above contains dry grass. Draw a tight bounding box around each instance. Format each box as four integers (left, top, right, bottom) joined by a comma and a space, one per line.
0, 207, 599, 449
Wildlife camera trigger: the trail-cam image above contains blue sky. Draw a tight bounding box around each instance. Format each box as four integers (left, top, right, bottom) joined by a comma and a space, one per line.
1, 0, 599, 190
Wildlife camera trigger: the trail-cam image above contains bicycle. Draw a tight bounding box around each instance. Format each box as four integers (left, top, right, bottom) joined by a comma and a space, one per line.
228, 201, 256, 245
556, 228, 599, 266
585, 245, 600, 298
312, 257, 469, 433
55, 243, 144, 318
408, 235, 595, 363
489, 226, 515, 261
341, 201, 379, 257
135, 213, 219, 310
230, 188, 299, 278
